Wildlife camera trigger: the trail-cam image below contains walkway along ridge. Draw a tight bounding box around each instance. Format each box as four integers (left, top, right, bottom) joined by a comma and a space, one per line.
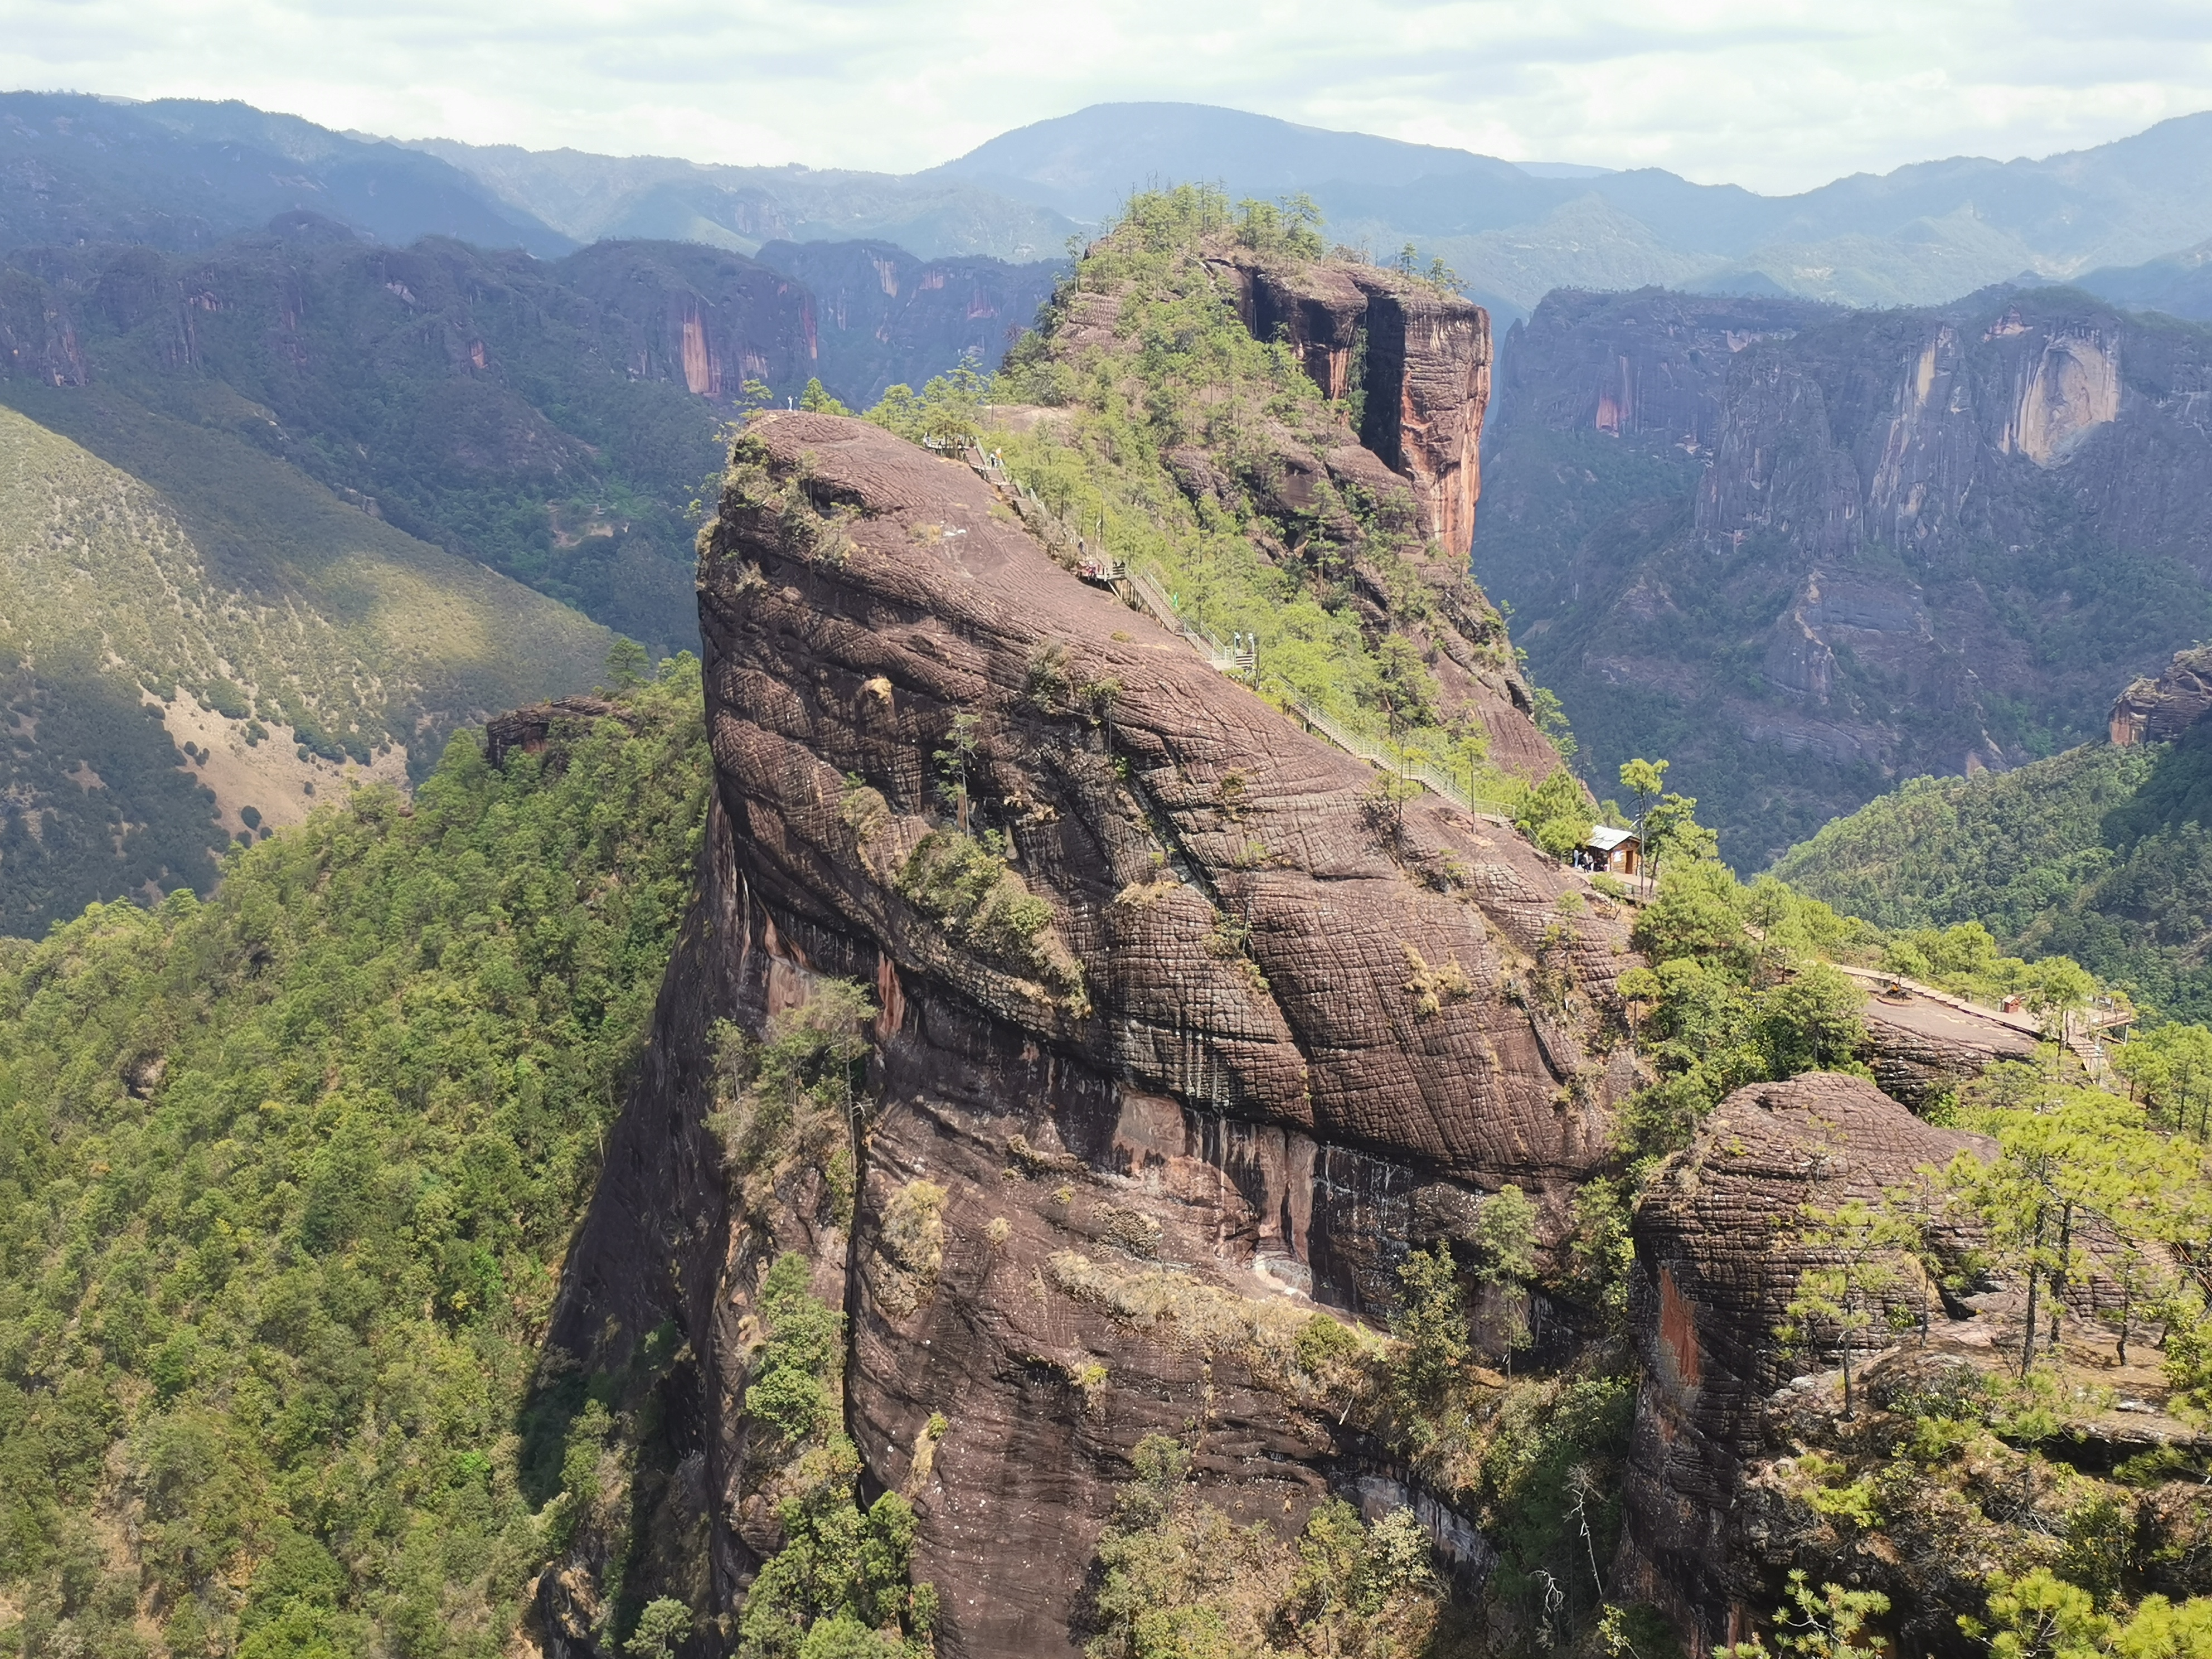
957, 443, 1515, 825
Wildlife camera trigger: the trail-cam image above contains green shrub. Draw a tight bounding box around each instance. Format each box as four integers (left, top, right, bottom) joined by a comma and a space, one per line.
0, 667, 708, 1651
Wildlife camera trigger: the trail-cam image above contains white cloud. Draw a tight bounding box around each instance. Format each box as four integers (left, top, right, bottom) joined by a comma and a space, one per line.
2, 0, 2209, 191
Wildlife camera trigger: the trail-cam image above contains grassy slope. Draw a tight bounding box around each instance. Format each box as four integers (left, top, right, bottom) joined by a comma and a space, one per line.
0, 393, 612, 934
978, 189, 1530, 795
0, 670, 707, 1659
1772, 731, 2212, 1020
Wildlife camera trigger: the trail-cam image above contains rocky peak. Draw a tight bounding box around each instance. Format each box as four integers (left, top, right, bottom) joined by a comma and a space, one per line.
1019, 221, 1550, 782
2109, 643, 2212, 745
1207, 254, 1490, 559
539, 408, 1639, 1656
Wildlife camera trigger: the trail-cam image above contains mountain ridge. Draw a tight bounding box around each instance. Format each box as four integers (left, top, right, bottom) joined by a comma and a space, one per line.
19, 89, 2212, 324
1473, 282, 2212, 865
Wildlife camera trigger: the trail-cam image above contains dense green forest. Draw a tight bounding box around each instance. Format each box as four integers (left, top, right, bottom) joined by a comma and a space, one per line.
1774, 727, 2212, 1021
0, 663, 706, 1658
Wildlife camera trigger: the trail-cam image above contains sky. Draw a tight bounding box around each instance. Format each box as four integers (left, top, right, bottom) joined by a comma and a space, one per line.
3, 0, 2210, 193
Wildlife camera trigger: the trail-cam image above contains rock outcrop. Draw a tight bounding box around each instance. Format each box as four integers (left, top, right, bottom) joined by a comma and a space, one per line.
1616, 1073, 1991, 1649
539, 411, 1637, 1656
1855, 979, 2041, 1107
2109, 644, 2212, 746
1211, 256, 1491, 559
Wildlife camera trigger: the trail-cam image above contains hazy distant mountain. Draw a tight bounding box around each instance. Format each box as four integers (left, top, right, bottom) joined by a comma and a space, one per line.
926, 102, 2212, 319
15, 90, 2212, 324
921, 100, 1515, 221
402, 138, 1079, 263
2078, 237, 2212, 320
0, 91, 571, 257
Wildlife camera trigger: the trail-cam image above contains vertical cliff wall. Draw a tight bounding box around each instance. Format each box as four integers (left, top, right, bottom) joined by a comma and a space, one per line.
532, 410, 1636, 1656
1211, 256, 1491, 560
1476, 286, 2212, 865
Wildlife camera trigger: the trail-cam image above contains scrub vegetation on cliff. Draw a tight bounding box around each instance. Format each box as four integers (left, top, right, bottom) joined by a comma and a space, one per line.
869, 185, 1542, 811
0, 664, 707, 1659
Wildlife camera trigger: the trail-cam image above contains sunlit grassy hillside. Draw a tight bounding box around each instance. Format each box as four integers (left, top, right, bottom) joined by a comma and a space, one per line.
0, 395, 612, 933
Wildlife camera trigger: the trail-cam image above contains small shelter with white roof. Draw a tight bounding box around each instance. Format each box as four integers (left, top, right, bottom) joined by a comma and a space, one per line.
1579, 826, 1640, 877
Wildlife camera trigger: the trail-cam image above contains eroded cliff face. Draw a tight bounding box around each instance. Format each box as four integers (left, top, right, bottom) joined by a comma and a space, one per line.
1478, 286, 2212, 864
535, 412, 1638, 1656
1615, 1074, 1992, 1649
2110, 644, 2212, 745
1210, 257, 1491, 560
1616, 1071, 2212, 1659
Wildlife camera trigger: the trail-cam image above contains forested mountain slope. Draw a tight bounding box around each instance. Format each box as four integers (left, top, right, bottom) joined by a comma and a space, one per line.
0, 390, 610, 934
1775, 673, 2212, 1022
0, 216, 1060, 658
1477, 284, 2212, 865
0, 675, 707, 1659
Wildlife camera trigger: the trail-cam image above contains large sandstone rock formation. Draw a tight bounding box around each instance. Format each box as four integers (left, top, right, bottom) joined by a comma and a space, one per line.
536, 411, 1638, 1657
1209, 257, 1491, 559
2109, 643, 2212, 746
1616, 1073, 1991, 1649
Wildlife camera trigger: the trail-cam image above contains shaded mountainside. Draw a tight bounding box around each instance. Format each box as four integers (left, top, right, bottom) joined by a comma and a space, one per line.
2080, 236, 2212, 322
0, 385, 611, 933
1477, 284, 2212, 866
0, 216, 1059, 659
752, 239, 1060, 406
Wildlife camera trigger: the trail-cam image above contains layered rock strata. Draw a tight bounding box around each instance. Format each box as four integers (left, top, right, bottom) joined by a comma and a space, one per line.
1210, 256, 1491, 560
539, 411, 1637, 1656
1616, 1073, 1992, 1648
1855, 982, 2040, 1107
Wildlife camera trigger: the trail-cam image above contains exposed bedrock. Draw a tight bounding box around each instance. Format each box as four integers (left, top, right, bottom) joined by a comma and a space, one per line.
1614, 1073, 1992, 1651
2110, 642, 2212, 746
540, 411, 1636, 1656
1209, 256, 1491, 560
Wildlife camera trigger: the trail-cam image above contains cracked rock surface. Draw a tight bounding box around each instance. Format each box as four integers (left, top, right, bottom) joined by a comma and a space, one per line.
537, 411, 1638, 1656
